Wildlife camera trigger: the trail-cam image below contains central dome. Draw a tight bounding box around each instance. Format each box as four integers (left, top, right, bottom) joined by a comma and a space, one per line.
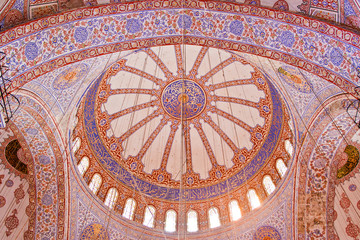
75, 45, 290, 202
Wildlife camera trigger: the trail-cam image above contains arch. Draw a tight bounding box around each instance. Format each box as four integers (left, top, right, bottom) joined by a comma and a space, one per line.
164, 209, 177, 232
77, 156, 89, 176
285, 139, 294, 157
89, 173, 102, 194
276, 159, 288, 178
247, 189, 261, 210
208, 207, 221, 228
104, 188, 118, 209
5, 139, 28, 174
187, 210, 198, 232
2, 2, 358, 96
229, 200, 242, 221
143, 205, 156, 228
123, 198, 136, 220
72, 137, 81, 154
263, 175, 276, 195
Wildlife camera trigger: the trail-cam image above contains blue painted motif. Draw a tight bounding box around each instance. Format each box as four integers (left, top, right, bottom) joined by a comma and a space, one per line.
74, 27, 88, 43
126, 19, 142, 34
344, 0, 357, 17
41, 194, 53, 206
39, 155, 51, 165
80, 223, 109, 240
162, 80, 205, 119
24, 42, 38, 60
280, 31, 295, 48
330, 48, 344, 66
53, 63, 88, 90
253, 226, 281, 240
229, 20, 244, 36
178, 15, 192, 29
83, 70, 284, 201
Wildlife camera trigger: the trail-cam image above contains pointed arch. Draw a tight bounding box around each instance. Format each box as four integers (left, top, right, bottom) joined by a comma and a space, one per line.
247, 189, 261, 210
89, 173, 102, 194
187, 210, 198, 232
164, 209, 177, 232
123, 198, 136, 220
104, 188, 119, 209
77, 156, 89, 176
143, 205, 156, 228
208, 207, 221, 228
72, 137, 81, 154
285, 139, 294, 157
263, 175, 276, 195
276, 158, 288, 178
229, 200, 241, 221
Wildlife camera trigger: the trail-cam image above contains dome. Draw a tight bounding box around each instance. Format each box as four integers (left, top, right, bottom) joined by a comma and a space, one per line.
72, 45, 293, 230
0, 0, 359, 239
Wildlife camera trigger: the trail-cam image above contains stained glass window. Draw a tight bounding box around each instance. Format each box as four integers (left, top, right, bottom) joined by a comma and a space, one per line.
104, 188, 118, 209
143, 205, 156, 228
208, 207, 221, 228
164, 210, 177, 232
123, 198, 136, 220
276, 158, 287, 178
263, 175, 276, 195
285, 139, 294, 157
229, 200, 241, 221
247, 189, 261, 210
187, 210, 198, 232
77, 156, 89, 176
89, 173, 102, 194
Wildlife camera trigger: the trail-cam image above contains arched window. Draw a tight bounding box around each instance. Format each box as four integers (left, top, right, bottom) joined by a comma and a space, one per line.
285, 140, 294, 157
143, 205, 156, 228
164, 210, 177, 232
276, 159, 288, 178
89, 173, 102, 194
263, 175, 276, 195
5, 140, 28, 174
187, 210, 198, 232
208, 207, 221, 228
104, 188, 118, 209
72, 137, 81, 154
77, 156, 89, 176
229, 200, 241, 221
123, 198, 136, 220
247, 189, 261, 210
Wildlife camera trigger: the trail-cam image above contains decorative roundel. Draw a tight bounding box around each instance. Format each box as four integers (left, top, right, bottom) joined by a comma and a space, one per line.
161, 80, 206, 119
75, 45, 290, 202
253, 226, 281, 240
80, 223, 109, 240
53, 63, 88, 90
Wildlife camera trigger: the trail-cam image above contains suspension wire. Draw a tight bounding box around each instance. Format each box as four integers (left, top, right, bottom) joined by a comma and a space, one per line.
100, 49, 169, 240
178, 0, 187, 238
0, 42, 113, 238
263, 56, 359, 238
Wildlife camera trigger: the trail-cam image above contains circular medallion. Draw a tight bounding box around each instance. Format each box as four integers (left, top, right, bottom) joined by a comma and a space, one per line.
161, 80, 206, 119
53, 63, 88, 90
80, 223, 109, 240
253, 226, 281, 240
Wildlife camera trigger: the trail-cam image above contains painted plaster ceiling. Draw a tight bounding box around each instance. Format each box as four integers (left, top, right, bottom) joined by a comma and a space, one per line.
73, 44, 292, 203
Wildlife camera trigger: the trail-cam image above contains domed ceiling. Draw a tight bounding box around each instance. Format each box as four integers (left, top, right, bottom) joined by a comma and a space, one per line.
73, 45, 293, 204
